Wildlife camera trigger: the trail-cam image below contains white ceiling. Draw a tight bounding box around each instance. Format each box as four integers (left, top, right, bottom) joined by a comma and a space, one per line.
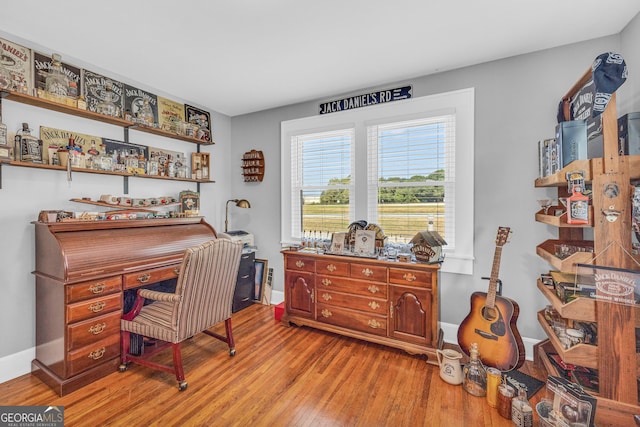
1, 1, 639, 117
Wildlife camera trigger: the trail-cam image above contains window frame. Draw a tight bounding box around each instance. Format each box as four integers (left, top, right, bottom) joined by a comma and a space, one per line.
281, 88, 474, 274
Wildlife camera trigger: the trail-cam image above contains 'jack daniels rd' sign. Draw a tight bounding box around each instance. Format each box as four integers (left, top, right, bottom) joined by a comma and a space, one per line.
319, 86, 412, 115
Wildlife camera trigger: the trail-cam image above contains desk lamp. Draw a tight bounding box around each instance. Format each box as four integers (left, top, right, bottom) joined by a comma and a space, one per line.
225, 199, 251, 232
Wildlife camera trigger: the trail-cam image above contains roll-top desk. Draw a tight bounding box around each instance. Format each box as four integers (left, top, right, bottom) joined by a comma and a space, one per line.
32, 217, 217, 395
282, 250, 443, 364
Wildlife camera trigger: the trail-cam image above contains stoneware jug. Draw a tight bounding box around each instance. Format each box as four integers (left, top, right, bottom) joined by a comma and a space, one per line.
436, 349, 463, 385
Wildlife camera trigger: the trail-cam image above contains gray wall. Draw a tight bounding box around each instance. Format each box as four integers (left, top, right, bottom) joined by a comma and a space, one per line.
230, 23, 638, 346
1, 13, 639, 382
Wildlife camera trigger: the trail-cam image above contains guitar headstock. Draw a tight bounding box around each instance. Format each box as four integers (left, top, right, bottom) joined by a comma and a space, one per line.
495, 227, 511, 247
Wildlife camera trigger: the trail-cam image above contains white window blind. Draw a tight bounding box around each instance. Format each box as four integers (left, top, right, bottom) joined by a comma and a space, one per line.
290, 129, 354, 238
367, 114, 455, 249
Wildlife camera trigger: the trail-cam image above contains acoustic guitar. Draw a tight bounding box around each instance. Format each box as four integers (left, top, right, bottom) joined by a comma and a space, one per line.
456, 226, 525, 372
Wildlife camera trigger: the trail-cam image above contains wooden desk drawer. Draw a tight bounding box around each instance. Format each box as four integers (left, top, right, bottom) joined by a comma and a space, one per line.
123, 264, 181, 289
67, 311, 122, 351
66, 293, 122, 324
316, 275, 387, 298
317, 304, 387, 337
316, 260, 349, 276
389, 268, 432, 288
350, 263, 387, 281
67, 334, 120, 377
66, 276, 122, 303
286, 256, 315, 272
317, 290, 387, 315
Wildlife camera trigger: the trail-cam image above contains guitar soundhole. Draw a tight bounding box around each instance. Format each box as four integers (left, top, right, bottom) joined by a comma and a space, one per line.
481, 306, 498, 322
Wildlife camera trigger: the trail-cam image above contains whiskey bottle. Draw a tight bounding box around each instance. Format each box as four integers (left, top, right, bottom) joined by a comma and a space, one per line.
462, 342, 487, 397
567, 184, 589, 224
139, 98, 155, 127
15, 123, 41, 163
511, 384, 533, 426
44, 53, 70, 97
95, 80, 120, 118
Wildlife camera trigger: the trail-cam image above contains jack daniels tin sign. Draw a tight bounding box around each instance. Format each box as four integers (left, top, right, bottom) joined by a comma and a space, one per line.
319, 86, 412, 115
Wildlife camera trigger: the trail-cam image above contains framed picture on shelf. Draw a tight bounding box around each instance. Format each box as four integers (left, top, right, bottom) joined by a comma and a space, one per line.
191, 152, 210, 180
185, 104, 212, 142
354, 229, 376, 256
179, 190, 200, 217
253, 259, 268, 302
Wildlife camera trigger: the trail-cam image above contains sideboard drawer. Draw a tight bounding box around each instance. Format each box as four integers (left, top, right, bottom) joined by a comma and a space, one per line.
350, 263, 387, 281
316, 275, 388, 298
317, 290, 386, 314
388, 268, 432, 288
316, 304, 387, 337
123, 264, 182, 289
66, 276, 122, 303
286, 256, 316, 272
67, 334, 120, 377
66, 293, 122, 324
67, 311, 122, 351
316, 259, 349, 276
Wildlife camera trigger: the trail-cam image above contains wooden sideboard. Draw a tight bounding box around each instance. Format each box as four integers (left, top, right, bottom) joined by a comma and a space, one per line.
32, 217, 217, 396
281, 250, 442, 363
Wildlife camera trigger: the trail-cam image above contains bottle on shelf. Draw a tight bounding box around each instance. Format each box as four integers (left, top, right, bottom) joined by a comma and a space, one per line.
95, 80, 120, 118
567, 183, 589, 224
511, 384, 533, 426
15, 123, 41, 163
462, 342, 487, 397
44, 53, 70, 98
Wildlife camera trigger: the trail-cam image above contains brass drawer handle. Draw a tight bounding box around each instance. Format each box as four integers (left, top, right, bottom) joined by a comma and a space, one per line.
362, 268, 374, 277
321, 278, 332, 286
368, 301, 380, 310
322, 293, 332, 301
137, 273, 151, 284
88, 301, 106, 313
367, 285, 380, 294
173, 268, 181, 275
295, 260, 305, 268
88, 323, 107, 335
88, 347, 106, 360
368, 319, 382, 329
89, 282, 106, 294
326, 264, 337, 272
403, 273, 417, 282
321, 309, 332, 318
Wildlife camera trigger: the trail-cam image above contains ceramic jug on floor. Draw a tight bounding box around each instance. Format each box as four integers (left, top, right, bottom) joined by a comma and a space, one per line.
436, 349, 463, 385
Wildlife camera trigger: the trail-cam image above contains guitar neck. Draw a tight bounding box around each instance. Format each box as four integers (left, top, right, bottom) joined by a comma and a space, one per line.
486, 245, 503, 307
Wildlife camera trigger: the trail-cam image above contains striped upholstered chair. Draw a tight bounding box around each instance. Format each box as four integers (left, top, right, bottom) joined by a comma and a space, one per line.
119, 238, 243, 391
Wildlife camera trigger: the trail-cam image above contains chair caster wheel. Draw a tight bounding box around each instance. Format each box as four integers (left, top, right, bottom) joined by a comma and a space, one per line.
178, 381, 188, 391
118, 364, 128, 372
229, 348, 236, 357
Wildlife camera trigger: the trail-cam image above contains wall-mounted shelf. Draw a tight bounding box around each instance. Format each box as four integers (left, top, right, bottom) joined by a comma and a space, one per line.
241, 149, 264, 182
70, 198, 181, 210
0, 89, 216, 192
1, 90, 214, 145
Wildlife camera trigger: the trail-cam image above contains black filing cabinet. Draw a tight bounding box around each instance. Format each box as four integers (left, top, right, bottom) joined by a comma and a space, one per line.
233, 250, 255, 312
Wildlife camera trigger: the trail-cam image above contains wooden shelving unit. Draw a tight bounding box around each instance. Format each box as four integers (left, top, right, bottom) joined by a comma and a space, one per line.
534, 66, 640, 425
241, 149, 264, 182
0, 89, 215, 192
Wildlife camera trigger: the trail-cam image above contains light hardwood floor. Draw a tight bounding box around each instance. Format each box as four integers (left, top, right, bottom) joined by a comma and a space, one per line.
0, 304, 547, 426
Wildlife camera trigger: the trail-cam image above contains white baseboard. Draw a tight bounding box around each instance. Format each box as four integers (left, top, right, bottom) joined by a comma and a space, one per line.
0, 347, 34, 385
441, 322, 538, 362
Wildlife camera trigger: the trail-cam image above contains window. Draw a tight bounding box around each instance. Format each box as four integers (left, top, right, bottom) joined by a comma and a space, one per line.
281, 88, 474, 274
367, 115, 455, 244
290, 129, 354, 238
